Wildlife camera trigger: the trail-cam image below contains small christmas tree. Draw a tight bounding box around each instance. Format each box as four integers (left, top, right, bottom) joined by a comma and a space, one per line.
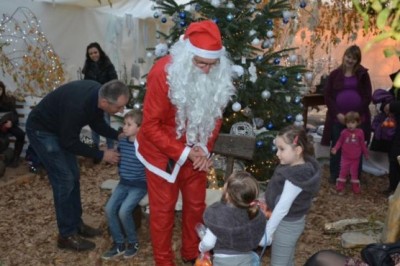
146, 0, 309, 180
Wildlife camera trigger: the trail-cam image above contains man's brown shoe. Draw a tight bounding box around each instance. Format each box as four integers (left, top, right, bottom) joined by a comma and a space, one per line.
77, 223, 102, 238
57, 234, 95, 251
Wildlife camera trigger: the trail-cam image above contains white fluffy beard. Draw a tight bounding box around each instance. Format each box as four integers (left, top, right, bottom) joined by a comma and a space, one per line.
167, 41, 235, 146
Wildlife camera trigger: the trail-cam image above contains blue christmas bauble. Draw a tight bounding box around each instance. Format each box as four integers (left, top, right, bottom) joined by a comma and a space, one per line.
179, 20, 186, 27
266, 19, 273, 26
266, 122, 274, 130
195, 4, 201, 11
256, 140, 264, 149
300, 1, 307, 8
294, 96, 301, 104
279, 75, 288, 84
153, 12, 160, 19
273, 58, 280, 65
212, 17, 219, 24
227, 13, 234, 21
179, 11, 186, 19
161, 17, 167, 23
295, 73, 302, 81
285, 114, 293, 122
283, 18, 289, 24
256, 55, 263, 62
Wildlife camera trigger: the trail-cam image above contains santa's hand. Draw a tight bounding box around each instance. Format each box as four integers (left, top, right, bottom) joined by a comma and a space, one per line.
193, 156, 210, 172
188, 146, 206, 162
102, 149, 120, 164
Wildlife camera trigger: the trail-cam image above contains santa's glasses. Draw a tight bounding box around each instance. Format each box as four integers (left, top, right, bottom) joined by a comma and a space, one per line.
192, 57, 220, 69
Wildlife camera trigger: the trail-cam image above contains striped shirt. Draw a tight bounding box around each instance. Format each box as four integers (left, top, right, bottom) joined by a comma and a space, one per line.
118, 137, 146, 189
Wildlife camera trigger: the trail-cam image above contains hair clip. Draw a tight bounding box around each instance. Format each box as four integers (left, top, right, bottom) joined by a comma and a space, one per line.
293, 135, 299, 145
250, 200, 260, 207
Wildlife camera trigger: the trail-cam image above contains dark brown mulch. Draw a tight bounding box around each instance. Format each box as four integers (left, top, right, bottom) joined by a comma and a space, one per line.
0, 159, 390, 265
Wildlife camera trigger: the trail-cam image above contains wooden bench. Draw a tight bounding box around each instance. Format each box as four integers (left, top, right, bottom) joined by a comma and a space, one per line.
212, 133, 256, 179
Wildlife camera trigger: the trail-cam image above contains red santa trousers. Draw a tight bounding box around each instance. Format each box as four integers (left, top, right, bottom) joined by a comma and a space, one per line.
146, 164, 207, 265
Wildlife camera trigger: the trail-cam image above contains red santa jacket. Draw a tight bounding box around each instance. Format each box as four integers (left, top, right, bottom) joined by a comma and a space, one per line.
136, 56, 222, 183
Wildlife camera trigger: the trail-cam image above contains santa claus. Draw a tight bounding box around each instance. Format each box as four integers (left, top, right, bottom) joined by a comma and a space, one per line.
136, 20, 235, 265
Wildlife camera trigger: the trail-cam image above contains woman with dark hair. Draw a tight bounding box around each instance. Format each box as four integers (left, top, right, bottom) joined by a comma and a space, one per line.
82, 42, 118, 149
321, 45, 372, 185
0, 81, 26, 167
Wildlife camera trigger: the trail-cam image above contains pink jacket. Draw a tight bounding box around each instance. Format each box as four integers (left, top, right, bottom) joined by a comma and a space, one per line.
334, 128, 369, 160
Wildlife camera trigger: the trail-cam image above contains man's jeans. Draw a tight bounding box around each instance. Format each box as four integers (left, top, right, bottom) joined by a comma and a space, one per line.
105, 183, 147, 244
26, 125, 82, 237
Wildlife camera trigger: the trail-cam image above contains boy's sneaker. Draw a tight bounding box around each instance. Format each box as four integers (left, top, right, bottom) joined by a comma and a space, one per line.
124, 243, 139, 259
101, 243, 125, 260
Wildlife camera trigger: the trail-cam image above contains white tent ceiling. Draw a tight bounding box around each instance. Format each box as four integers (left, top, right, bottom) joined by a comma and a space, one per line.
32, 0, 190, 19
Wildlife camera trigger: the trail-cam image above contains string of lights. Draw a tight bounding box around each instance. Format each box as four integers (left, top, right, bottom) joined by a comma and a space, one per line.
0, 7, 65, 99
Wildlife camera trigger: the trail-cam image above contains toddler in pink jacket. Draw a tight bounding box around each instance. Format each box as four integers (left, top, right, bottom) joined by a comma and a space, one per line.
331, 111, 369, 194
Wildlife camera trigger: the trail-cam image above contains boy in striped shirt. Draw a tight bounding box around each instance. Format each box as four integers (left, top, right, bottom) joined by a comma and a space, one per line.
102, 110, 147, 260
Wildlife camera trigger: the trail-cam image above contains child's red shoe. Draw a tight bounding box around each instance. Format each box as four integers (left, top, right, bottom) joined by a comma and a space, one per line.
351, 180, 361, 194
336, 178, 346, 193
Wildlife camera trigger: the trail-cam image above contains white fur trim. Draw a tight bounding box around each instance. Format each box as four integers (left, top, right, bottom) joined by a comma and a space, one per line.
185, 39, 224, 59
135, 139, 190, 183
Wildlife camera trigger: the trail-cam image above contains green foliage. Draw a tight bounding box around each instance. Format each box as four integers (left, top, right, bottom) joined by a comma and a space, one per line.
352, 0, 400, 87
352, 0, 400, 52
352, 0, 400, 88
152, 0, 307, 180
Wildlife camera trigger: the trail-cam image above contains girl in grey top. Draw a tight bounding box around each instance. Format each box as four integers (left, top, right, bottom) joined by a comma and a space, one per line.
263, 125, 321, 266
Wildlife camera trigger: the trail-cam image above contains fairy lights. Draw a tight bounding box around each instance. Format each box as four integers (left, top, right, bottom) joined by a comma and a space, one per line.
0, 7, 65, 98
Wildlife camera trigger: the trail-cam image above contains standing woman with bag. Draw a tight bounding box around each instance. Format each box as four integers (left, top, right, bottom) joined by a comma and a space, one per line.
0, 81, 25, 168
82, 42, 118, 150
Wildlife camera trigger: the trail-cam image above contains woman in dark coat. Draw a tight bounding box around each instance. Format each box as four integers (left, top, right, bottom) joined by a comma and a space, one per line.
82, 42, 118, 149
321, 45, 372, 184
0, 81, 26, 167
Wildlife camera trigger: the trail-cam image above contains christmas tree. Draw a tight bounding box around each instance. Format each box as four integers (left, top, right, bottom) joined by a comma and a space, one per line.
143, 0, 310, 181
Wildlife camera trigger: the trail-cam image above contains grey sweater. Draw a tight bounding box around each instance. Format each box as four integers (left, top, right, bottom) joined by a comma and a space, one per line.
265, 155, 321, 220
203, 201, 266, 254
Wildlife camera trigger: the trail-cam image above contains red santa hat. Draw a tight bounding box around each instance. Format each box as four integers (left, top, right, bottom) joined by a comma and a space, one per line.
183, 20, 224, 59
